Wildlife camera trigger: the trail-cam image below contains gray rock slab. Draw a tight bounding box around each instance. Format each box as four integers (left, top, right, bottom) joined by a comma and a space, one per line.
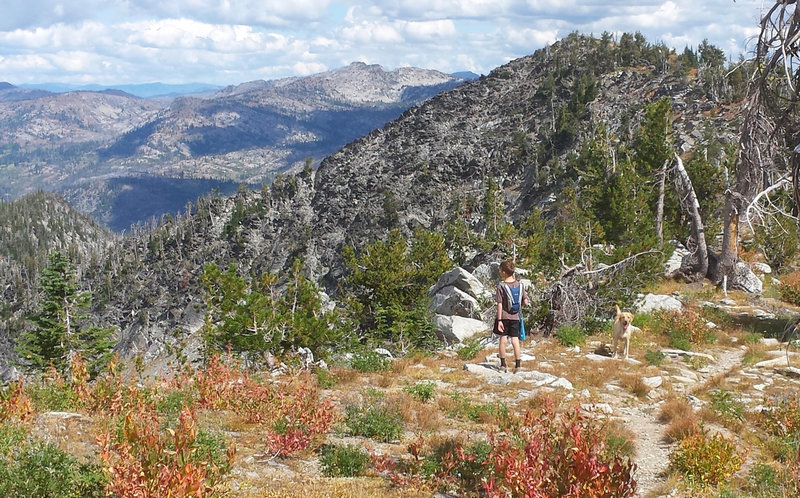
433, 314, 489, 344
635, 294, 682, 313
642, 376, 663, 389
734, 261, 762, 294
661, 349, 715, 362
429, 285, 479, 317
429, 266, 485, 299
754, 357, 793, 368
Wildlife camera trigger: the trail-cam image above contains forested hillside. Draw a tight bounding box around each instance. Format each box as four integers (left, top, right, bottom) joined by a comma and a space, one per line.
0, 191, 116, 378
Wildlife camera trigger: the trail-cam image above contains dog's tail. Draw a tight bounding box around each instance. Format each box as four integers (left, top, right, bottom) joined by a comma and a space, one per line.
615, 304, 621, 317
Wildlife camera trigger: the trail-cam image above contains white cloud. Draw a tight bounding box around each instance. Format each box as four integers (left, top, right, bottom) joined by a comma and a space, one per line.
0, 0, 772, 85
340, 22, 403, 44
293, 61, 328, 75
129, 0, 333, 26
401, 20, 457, 41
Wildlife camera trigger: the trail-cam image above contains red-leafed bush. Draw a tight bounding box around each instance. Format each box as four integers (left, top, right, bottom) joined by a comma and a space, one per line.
99, 406, 234, 497
372, 400, 636, 497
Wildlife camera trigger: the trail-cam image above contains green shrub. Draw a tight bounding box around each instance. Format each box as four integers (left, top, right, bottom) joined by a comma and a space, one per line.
350, 350, 391, 372
555, 325, 585, 347
0, 440, 107, 497
698, 305, 733, 329
27, 381, 79, 412
710, 389, 744, 420
757, 396, 800, 463
644, 349, 665, 366
314, 367, 337, 388
632, 312, 655, 331
746, 461, 800, 497
0, 423, 26, 457
319, 444, 370, 477
403, 381, 436, 403
755, 213, 799, 271
419, 438, 492, 490
742, 332, 763, 345
344, 401, 404, 442
195, 428, 234, 475
606, 436, 636, 460
778, 272, 800, 305
456, 338, 484, 360
445, 393, 508, 423
154, 389, 196, 416
669, 431, 744, 487
650, 309, 715, 350
709, 389, 744, 422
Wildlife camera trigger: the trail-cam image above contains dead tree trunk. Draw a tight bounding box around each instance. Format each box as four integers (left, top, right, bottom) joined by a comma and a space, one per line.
655, 159, 667, 246
673, 153, 709, 281
712, 79, 774, 284
794, 145, 800, 233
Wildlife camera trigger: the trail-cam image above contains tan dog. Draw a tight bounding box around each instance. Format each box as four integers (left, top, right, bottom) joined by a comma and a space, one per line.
612, 305, 640, 359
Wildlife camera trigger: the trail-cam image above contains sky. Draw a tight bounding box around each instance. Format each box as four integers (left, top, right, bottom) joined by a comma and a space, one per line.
0, 0, 768, 87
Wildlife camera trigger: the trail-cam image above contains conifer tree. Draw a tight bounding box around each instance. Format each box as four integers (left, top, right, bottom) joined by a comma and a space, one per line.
15, 251, 114, 376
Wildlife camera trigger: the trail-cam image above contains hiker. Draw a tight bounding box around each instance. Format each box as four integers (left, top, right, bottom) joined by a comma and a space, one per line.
494, 260, 528, 373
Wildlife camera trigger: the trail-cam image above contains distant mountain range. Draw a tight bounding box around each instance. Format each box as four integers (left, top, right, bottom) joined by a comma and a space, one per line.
16, 82, 223, 98
0, 64, 471, 230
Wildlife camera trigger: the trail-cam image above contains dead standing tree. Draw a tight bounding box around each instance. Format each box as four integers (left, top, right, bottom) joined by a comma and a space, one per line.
673, 1, 800, 289
724, 2, 800, 277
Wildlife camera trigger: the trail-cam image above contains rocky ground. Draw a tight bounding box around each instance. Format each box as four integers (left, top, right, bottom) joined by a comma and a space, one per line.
21, 286, 800, 497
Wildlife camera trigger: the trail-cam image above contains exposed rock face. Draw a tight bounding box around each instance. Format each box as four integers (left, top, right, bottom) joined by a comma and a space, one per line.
664, 241, 691, 278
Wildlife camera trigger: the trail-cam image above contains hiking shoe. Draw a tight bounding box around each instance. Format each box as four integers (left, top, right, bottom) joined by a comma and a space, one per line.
513, 367, 520, 374
500, 366, 508, 373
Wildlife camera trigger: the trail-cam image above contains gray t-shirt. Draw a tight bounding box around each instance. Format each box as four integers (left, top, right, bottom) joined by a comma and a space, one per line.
495, 280, 527, 320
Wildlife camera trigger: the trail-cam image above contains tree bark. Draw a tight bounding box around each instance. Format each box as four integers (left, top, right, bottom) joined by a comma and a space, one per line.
655, 159, 667, 247
673, 153, 709, 281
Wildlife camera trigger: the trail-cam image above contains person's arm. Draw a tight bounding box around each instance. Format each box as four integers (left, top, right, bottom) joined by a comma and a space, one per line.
522, 285, 529, 307
497, 301, 504, 332
496, 286, 505, 332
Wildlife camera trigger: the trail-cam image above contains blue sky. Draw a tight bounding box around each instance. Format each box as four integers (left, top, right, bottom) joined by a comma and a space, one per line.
0, 0, 764, 86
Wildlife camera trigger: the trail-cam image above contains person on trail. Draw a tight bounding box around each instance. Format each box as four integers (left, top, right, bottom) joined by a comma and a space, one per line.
493, 260, 528, 373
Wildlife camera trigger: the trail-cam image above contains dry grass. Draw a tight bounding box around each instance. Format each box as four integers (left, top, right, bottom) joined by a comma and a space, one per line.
659, 396, 700, 443
518, 391, 564, 414
390, 392, 443, 432
647, 474, 690, 498
741, 343, 769, 366
694, 372, 729, 394
223, 476, 415, 498
620, 373, 651, 399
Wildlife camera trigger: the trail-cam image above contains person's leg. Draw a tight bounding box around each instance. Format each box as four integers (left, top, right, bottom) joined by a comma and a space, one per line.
499, 334, 508, 372
511, 336, 521, 372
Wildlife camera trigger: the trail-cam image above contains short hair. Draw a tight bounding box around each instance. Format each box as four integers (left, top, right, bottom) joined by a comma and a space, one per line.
499, 260, 515, 277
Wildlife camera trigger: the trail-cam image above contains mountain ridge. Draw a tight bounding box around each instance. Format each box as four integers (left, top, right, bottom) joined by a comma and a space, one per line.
0, 63, 466, 229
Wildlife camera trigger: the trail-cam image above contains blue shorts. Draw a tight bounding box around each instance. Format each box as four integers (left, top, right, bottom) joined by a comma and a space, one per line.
493, 319, 520, 338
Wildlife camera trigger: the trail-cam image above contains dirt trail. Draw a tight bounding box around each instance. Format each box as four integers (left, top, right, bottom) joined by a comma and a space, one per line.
623, 347, 745, 497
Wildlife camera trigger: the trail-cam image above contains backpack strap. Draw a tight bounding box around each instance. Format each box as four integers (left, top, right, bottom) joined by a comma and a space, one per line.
500, 282, 520, 312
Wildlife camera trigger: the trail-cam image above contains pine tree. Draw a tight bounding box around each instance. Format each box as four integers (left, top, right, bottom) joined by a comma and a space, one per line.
15, 251, 115, 376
